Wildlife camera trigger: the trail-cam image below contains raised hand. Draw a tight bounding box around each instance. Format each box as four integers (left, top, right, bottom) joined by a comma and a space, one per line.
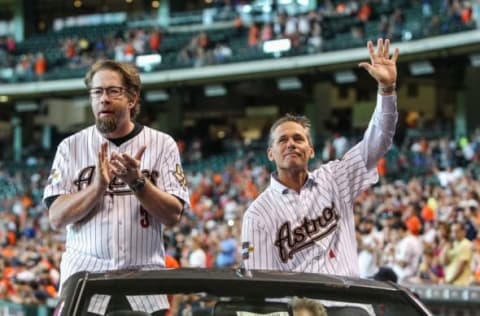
358, 38, 399, 86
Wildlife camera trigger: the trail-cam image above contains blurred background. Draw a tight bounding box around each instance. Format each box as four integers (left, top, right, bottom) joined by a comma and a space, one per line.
1, 0, 480, 315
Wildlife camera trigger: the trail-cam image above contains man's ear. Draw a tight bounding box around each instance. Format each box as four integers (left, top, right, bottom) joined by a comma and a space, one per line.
267, 147, 274, 162
310, 145, 315, 159
129, 94, 138, 108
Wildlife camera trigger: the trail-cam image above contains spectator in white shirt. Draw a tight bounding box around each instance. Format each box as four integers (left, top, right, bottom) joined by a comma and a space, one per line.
389, 220, 423, 283
188, 235, 207, 268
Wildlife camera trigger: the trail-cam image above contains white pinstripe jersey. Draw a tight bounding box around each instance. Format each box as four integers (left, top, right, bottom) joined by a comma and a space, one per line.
241, 94, 397, 277
43, 125, 190, 314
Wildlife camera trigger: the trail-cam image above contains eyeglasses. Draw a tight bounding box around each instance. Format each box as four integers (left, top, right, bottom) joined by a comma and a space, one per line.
89, 86, 127, 99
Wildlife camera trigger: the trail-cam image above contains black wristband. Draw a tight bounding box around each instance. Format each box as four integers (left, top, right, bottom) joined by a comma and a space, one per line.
129, 176, 146, 192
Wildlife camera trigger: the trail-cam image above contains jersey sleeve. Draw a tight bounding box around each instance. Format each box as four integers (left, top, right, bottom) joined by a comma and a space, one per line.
324, 94, 397, 205
43, 139, 75, 203
241, 207, 279, 270
360, 94, 397, 170
156, 135, 190, 208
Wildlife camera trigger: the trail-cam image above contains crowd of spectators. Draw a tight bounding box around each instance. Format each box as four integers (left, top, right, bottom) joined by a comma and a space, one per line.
2, 115, 480, 306
0, 0, 477, 82
0, 163, 61, 305
1, 0, 480, 308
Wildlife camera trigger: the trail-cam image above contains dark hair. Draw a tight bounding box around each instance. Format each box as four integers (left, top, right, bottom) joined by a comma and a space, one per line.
390, 220, 407, 231
373, 266, 398, 283
268, 113, 312, 147
84, 60, 141, 119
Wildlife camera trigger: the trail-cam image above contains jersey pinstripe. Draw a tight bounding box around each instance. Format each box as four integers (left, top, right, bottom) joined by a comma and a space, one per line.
241, 144, 376, 275
43, 125, 190, 314
241, 95, 397, 276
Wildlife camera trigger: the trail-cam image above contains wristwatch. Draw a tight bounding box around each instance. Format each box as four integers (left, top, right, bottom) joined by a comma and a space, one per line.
129, 176, 146, 192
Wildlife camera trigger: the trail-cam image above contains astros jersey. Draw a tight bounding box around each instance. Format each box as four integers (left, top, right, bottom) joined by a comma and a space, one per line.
241, 94, 397, 276
43, 124, 190, 314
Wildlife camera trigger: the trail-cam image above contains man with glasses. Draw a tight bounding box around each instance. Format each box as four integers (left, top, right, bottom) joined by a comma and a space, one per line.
43, 60, 190, 315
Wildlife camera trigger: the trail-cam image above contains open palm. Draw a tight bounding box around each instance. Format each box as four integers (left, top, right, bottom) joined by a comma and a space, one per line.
359, 39, 399, 85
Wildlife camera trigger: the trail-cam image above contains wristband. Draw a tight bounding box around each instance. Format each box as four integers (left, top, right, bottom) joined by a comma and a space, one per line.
378, 83, 396, 95
129, 176, 146, 192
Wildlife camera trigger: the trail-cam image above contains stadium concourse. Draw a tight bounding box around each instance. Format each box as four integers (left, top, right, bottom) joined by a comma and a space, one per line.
0, 0, 475, 82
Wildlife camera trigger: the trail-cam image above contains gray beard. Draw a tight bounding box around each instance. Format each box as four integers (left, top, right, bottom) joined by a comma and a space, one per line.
96, 117, 117, 134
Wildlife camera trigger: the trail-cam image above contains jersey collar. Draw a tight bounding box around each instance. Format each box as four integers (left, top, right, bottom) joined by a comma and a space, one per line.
270, 171, 317, 194
107, 122, 144, 147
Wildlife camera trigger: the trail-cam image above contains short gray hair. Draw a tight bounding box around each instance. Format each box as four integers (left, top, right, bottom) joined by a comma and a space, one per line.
268, 113, 313, 147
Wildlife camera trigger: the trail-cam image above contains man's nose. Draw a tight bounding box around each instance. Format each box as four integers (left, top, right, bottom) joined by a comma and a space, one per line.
286, 138, 296, 147
100, 90, 111, 101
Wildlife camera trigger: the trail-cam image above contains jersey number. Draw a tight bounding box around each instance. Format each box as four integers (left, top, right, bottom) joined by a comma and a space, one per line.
140, 207, 150, 228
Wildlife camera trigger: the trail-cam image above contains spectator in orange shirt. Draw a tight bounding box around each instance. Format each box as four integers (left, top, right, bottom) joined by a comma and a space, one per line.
165, 254, 180, 269
123, 42, 136, 63
63, 38, 76, 59
461, 2, 473, 24
357, 3, 372, 22
7, 231, 16, 246
248, 23, 260, 48
377, 156, 387, 183
149, 28, 162, 52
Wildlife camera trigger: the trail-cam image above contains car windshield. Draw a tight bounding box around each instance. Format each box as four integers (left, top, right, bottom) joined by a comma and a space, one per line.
57, 269, 431, 316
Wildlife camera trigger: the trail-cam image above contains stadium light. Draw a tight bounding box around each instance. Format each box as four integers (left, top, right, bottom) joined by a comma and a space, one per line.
145, 90, 169, 102
470, 54, 480, 67
263, 38, 291, 55
135, 54, 162, 72
15, 101, 38, 112
242, 5, 252, 13
334, 70, 357, 84
0, 68, 13, 80
277, 77, 302, 90
204, 84, 227, 97
409, 60, 434, 76
262, 4, 272, 12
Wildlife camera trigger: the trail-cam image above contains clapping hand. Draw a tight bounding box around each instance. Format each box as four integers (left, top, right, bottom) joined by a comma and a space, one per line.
110, 146, 147, 186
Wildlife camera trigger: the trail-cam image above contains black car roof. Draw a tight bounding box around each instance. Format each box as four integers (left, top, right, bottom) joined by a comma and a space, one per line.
60, 268, 431, 316
67, 267, 398, 295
